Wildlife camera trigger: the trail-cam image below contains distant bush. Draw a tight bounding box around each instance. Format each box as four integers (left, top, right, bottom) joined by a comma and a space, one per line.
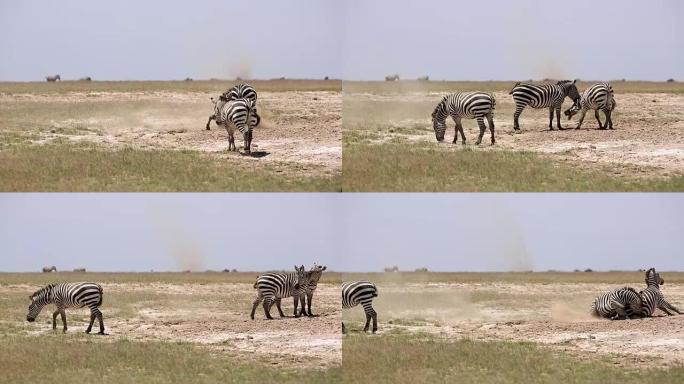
584, 268, 593, 273
667, 78, 675, 83
414, 267, 428, 272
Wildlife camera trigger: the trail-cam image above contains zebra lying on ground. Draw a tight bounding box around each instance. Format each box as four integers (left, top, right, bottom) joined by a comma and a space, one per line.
509, 80, 581, 131
46, 74, 61, 82
590, 286, 643, 320
640, 268, 682, 317
215, 97, 260, 153
342, 281, 378, 334
251, 265, 310, 320
293, 264, 327, 317
206, 83, 259, 130
26, 282, 105, 334
431, 92, 496, 145
564, 82, 616, 130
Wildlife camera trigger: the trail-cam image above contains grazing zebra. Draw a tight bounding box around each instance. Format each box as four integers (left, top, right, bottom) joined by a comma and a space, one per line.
564, 82, 616, 130
342, 281, 378, 334
216, 97, 260, 153
42, 266, 57, 273
293, 264, 327, 317
509, 80, 581, 130
251, 265, 310, 320
46, 74, 61, 82
590, 287, 643, 320
640, 268, 682, 317
431, 92, 496, 145
385, 74, 400, 81
26, 282, 105, 334
205, 83, 260, 130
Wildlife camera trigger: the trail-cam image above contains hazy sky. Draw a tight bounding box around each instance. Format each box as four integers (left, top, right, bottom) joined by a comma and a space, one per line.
0, 0, 342, 81
343, 0, 683, 81
1, 194, 682, 272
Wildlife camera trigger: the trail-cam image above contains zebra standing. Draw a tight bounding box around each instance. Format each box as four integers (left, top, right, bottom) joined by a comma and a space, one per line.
206, 83, 259, 130
293, 264, 327, 317
432, 92, 496, 145
26, 282, 105, 334
217, 97, 260, 153
590, 286, 643, 320
251, 265, 310, 320
509, 80, 581, 131
342, 281, 378, 334
640, 268, 682, 317
564, 82, 616, 130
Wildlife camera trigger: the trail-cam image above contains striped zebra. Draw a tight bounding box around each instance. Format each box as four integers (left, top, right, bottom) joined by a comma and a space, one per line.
640, 268, 682, 317
564, 82, 616, 130
590, 286, 643, 320
46, 74, 61, 82
342, 281, 378, 334
216, 97, 260, 153
509, 80, 581, 131
26, 282, 105, 334
431, 92, 496, 145
294, 264, 327, 317
250, 265, 310, 320
205, 83, 259, 130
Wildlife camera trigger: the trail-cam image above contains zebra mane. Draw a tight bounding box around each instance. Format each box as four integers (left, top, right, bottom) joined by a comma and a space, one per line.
30, 284, 54, 299
431, 97, 448, 119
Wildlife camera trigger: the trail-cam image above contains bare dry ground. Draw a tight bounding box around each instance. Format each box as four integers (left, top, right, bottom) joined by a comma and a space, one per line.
344, 81, 684, 178
0, 278, 341, 369
343, 277, 684, 368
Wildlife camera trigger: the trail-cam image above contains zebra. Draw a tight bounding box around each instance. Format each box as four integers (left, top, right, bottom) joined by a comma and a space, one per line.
385, 74, 400, 82
640, 268, 682, 317
590, 286, 643, 320
26, 282, 105, 334
205, 83, 260, 130
250, 265, 310, 320
432, 92, 496, 145
509, 80, 581, 131
46, 74, 61, 82
564, 82, 616, 130
216, 97, 260, 153
342, 281, 378, 334
293, 264, 327, 317
42, 266, 57, 273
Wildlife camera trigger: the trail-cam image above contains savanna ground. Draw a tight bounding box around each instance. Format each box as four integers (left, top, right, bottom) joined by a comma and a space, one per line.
343, 81, 684, 191
341, 271, 684, 383
0, 80, 341, 191
0, 272, 342, 383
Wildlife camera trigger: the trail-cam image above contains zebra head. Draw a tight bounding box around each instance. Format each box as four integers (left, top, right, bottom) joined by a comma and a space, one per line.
644, 268, 664, 288
431, 98, 448, 142
564, 102, 581, 120
294, 265, 309, 290
557, 79, 581, 104
308, 264, 327, 284
27, 285, 53, 322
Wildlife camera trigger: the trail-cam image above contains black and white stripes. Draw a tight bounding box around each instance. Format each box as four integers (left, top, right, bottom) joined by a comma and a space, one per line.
217, 97, 260, 153
640, 268, 682, 317
26, 282, 105, 334
590, 286, 643, 320
251, 265, 310, 320
342, 281, 378, 334
509, 80, 581, 130
564, 82, 616, 130
432, 92, 496, 145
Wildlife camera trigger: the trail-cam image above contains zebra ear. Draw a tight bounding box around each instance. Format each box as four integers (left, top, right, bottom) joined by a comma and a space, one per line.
573, 79, 578, 84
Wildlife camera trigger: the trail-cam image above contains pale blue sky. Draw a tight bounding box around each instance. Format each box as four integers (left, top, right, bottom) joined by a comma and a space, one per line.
1, 194, 681, 272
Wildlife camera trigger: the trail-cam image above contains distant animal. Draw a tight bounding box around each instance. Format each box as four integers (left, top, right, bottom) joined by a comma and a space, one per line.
417, 76, 429, 81
385, 74, 400, 82
46, 75, 61, 82
509, 80, 581, 130
640, 268, 682, 317
73, 268, 86, 272
79, 77, 92, 81
206, 83, 259, 130
26, 282, 105, 334
292, 264, 327, 317
590, 287, 643, 320
564, 82, 615, 130
432, 92, 496, 145
184, 77, 193, 81
42, 266, 57, 273
415, 267, 428, 272
324, 76, 329, 80
250, 265, 309, 320
216, 97, 260, 153
342, 281, 379, 334
383, 266, 399, 272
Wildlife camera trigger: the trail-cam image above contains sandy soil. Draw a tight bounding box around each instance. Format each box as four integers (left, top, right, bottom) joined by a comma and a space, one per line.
2, 90, 341, 176
347, 282, 684, 367
347, 90, 684, 177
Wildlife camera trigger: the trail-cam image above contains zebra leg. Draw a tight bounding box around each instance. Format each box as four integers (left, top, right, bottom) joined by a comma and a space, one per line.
487, 113, 495, 145
228, 132, 236, 151
513, 107, 522, 131
575, 109, 588, 130
243, 131, 251, 154
275, 298, 286, 317
476, 117, 486, 145
96, 310, 105, 335
250, 294, 263, 320
555, 108, 564, 130
52, 309, 59, 330
59, 309, 67, 332
452, 119, 460, 144
306, 292, 314, 317
372, 310, 378, 334
363, 312, 371, 332
594, 110, 603, 129
605, 109, 614, 130
86, 312, 96, 333
458, 123, 466, 145
548, 107, 555, 130
263, 298, 274, 320
205, 115, 214, 130
342, 322, 346, 334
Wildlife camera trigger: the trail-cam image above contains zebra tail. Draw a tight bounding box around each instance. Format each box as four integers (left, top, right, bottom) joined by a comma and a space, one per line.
509, 82, 520, 94
96, 284, 104, 306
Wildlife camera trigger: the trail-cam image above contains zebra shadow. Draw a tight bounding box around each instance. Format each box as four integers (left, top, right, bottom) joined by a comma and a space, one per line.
241, 151, 270, 158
